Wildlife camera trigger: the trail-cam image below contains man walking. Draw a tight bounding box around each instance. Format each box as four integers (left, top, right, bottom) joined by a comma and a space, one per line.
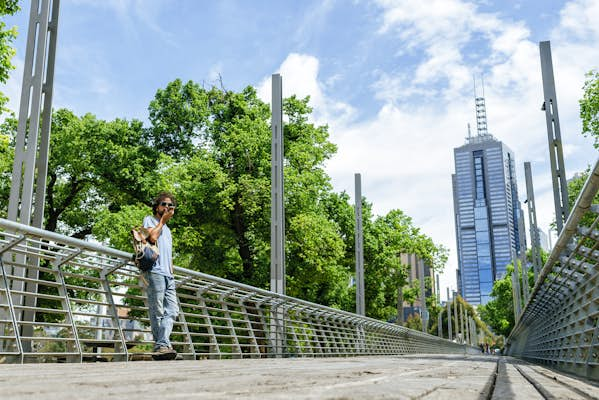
143, 191, 178, 360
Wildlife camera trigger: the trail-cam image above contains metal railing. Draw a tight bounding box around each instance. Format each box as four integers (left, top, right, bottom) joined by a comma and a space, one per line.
0, 219, 474, 363
508, 158, 599, 381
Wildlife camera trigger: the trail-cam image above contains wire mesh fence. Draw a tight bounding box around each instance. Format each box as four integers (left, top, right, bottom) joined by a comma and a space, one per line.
507, 158, 599, 381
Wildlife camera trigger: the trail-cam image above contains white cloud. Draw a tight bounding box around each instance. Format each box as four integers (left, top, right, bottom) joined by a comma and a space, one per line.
256, 53, 356, 127
262, 0, 599, 300
555, 0, 599, 42
3, 0, 597, 303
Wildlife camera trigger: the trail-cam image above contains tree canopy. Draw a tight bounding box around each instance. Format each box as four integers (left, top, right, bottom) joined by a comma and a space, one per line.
0, 78, 448, 321
580, 70, 599, 149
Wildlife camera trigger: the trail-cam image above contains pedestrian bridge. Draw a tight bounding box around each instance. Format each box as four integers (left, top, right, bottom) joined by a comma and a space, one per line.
0, 159, 598, 398
2, 355, 599, 399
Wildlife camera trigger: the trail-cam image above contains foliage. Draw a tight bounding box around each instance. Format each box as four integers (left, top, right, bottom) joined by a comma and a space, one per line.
580, 70, 599, 148
404, 313, 422, 331
565, 167, 599, 229
0, 109, 160, 235
286, 212, 349, 308
0, 117, 15, 215
0, 77, 449, 322
0, 0, 19, 114
478, 266, 516, 337
434, 295, 495, 344
402, 281, 419, 308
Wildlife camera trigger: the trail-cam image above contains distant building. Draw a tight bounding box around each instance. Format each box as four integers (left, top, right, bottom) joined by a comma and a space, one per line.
452, 96, 524, 305
537, 228, 549, 253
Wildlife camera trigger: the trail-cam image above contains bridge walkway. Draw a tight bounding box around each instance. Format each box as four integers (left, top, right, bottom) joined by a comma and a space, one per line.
1, 355, 598, 399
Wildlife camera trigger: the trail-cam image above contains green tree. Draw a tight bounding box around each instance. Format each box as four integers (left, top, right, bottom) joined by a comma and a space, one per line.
478, 266, 516, 337
580, 70, 599, 148
0, 0, 19, 114
362, 208, 448, 321
564, 167, 599, 230
48, 110, 160, 237
0, 75, 450, 320
402, 282, 419, 314
0, 116, 16, 215
0, 109, 160, 236
138, 81, 350, 307
286, 212, 348, 307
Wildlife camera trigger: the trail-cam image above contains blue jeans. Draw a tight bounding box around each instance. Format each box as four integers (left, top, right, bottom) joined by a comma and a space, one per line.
144, 272, 179, 350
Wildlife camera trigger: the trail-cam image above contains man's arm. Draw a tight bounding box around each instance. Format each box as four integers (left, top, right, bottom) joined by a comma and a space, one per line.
146, 209, 174, 243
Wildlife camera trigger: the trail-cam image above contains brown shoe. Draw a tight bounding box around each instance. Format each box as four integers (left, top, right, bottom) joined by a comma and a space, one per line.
152, 346, 177, 361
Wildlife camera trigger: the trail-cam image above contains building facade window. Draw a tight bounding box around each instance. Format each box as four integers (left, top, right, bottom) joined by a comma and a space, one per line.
453, 138, 523, 305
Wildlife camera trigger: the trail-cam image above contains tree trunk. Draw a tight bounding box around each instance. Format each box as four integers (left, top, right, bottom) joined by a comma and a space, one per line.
232, 197, 253, 282
397, 286, 404, 325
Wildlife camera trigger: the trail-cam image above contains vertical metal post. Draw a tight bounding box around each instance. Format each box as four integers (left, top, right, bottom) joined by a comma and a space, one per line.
464, 311, 470, 345
354, 173, 365, 316
524, 162, 543, 281
453, 293, 459, 342
511, 250, 522, 319
0, 259, 23, 362
270, 73, 285, 356
8, 0, 59, 228
270, 73, 285, 296
32, 0, 59, 231
5, 0, 60, 349
466, 317, 471, 345
418, 259, 427, 333
396, 283, 404, 325
100, 274, 128, 362
437, 312, 442, 337
53, 259, 83, 362
517, 208, 529, 303
540, 41, 569, 234
459, 302, 465, 344
446, 288, 452, 341
8, 0, 53, 225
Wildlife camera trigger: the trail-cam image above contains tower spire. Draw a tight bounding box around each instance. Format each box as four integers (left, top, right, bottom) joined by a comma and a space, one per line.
474, 76, 489, 137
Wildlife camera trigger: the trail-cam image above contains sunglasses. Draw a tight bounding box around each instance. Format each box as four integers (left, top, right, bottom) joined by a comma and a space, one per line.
160, 202, 175, 208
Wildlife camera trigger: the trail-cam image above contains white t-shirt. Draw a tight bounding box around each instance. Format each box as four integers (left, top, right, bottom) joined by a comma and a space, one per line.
143, 215, 173, 277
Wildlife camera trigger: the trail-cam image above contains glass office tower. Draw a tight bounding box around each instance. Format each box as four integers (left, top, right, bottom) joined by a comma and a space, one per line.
452, 133, 523, 305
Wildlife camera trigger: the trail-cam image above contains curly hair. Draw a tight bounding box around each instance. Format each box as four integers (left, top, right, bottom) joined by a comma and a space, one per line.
152, 191, 177, 214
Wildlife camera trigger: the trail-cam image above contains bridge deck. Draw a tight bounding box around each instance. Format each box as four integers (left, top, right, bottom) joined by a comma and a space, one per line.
1, 355, 598, 399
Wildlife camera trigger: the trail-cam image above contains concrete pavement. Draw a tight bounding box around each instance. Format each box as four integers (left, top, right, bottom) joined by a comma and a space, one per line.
1, 355, 598, 399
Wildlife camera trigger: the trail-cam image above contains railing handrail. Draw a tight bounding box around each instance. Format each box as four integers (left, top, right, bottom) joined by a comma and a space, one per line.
509, 157, 599, 339
0, 218, 132, 260
506, 157, 599, 381
0, 216, 475, 364
0, 217, 444, 340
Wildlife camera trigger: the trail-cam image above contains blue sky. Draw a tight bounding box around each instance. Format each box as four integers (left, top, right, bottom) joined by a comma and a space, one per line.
3, 0, 598, 299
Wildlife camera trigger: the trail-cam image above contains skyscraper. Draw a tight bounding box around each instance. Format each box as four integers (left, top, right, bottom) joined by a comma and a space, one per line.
452, 97, 524, 305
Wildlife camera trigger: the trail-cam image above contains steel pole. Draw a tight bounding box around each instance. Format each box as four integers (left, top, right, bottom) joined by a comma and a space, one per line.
524, 162, 543, 281
419, 259, 427, 333
453, 293, 459, 342
354, 173, 365, 316
447, 288, 453, 341
5, 0, 60, 351
270, 73, 285, 356
540, 41, 569, 234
